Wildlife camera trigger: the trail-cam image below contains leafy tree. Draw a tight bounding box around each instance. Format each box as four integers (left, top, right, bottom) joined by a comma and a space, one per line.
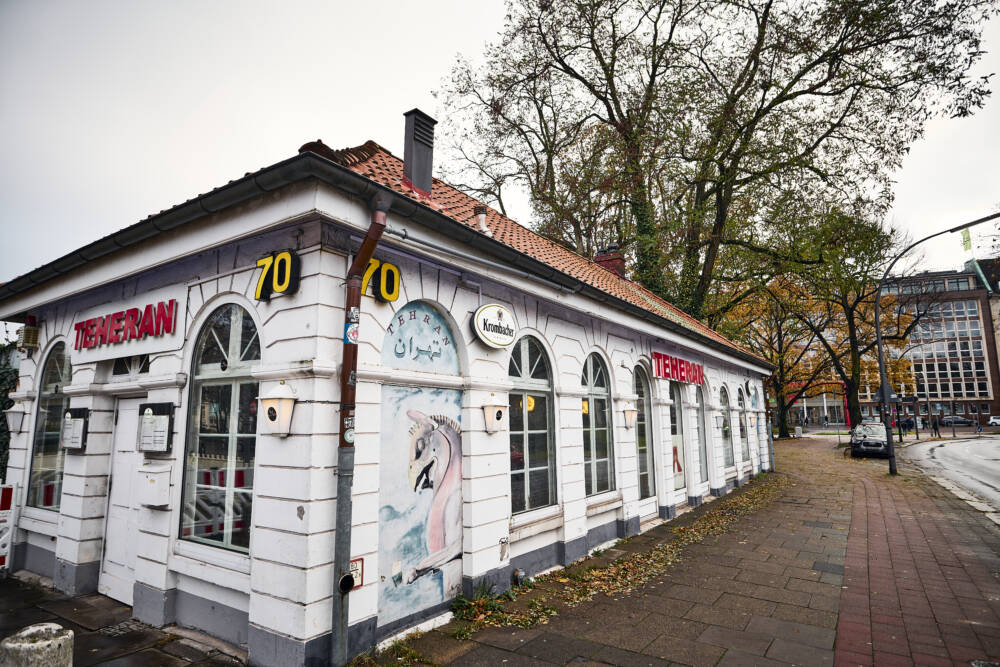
791, 212, 930, 427
730, 277, 833, 437
0, 342, 17, 484
442, 0, 997, 320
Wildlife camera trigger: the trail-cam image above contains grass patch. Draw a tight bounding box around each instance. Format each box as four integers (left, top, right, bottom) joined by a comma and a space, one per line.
348, 639, 437, 666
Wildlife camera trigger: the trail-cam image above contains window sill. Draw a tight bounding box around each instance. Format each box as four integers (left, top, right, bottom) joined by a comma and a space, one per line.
19, 507, 59, 536
173, 538, 251, 576
510, 505, 563, 542
586, 490, 622, 517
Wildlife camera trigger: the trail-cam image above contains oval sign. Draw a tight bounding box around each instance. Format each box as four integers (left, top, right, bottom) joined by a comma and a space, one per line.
472, 304, 517, 349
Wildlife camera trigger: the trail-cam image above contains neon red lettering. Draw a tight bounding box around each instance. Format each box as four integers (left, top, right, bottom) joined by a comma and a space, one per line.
108, 311, 125, 344
155, 300, 176, 336
122, 308, 140, 340
137, 304, 156, 338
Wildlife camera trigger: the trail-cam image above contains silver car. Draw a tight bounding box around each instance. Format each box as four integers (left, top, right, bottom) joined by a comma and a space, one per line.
851, 422, 888, 458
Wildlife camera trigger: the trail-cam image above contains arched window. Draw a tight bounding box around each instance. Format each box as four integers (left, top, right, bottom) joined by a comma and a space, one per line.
696, 387, 709, 483
508, 336, 555, 513
737, 389, 749, 462
634, 366, 654, 499
582, 353, 613, 496
670, 382, 686, 490
720, 387, 734, 468
181, 304, 261, 551
28, 342, 71, 510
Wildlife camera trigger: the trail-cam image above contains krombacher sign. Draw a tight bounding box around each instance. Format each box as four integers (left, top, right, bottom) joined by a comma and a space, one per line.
472, 303, 517, 349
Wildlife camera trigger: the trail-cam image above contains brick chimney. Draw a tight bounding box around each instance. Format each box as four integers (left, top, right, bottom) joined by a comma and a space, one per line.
403, 108, 436, 196
594, 244, 626, 277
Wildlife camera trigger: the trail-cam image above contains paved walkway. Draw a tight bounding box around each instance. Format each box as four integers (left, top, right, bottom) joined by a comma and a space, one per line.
393, 437, 1000, 666
0, 576, 243, 666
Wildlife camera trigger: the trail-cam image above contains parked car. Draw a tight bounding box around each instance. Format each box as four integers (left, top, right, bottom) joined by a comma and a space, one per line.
940, 415, 975, 427
988, 416, 1000, 427
851, 422, 888, 458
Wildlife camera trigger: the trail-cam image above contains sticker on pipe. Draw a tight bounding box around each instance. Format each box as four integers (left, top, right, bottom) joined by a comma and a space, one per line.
344, 323, 359, 345
472, 304, 517, 349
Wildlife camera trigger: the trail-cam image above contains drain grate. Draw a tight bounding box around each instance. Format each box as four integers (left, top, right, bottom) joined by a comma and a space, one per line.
99, 620, 151, 637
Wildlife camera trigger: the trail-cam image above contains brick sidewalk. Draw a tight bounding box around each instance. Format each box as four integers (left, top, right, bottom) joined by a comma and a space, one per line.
383, 437, 1000, 667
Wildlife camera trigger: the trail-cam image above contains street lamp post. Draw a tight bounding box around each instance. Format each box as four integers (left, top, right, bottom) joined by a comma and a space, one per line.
874, 211, 1000, 475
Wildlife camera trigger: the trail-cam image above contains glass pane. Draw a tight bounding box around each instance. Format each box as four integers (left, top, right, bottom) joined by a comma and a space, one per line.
112, 357, 130, 375
508, 343, 522, 378
595, 461, 610, 493
240, 314, 260, 361
527, 394, 548, 431
190, 485, 226, 543
529, 340, 549, 381
510, 394, 524, 432
594, 399, 608, 428
236, 437, 255, 490
231, 491, 253, 549
528, 469, 550, 509
528, 432, 549, 468
199, 385, 231, 434
195, 437, 229, 486
582, 427, 592, 461
585, 462, 593, 496
639, 472, 651, 500
511, 472, 525, 513
238, 383, 259, 434
198, 307, 232, 368
595, 428, 608, 460
592, 360, 606, 388
582, 399, 590, 429
510, 433, 525, 471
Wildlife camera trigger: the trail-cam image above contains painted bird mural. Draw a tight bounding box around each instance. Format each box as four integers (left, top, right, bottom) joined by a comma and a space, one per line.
400, 410, 462, 586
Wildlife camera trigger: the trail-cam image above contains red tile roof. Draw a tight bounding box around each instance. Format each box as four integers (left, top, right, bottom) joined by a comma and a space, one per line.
302, 139, 764, 365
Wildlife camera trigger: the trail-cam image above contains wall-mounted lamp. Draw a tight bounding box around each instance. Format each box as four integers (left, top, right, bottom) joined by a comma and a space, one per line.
3, 403, 26, 433
259, 381, 297, 437
714, 415, 725, 428
623, 404, 638, 430
482, 394, 508, 434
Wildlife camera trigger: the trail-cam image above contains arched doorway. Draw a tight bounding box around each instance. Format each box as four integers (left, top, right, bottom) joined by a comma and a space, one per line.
377, 301, 463, 628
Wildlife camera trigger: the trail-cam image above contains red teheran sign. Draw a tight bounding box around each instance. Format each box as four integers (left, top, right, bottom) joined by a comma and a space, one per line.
73, 299, 177, 351
652, 351, 704, 385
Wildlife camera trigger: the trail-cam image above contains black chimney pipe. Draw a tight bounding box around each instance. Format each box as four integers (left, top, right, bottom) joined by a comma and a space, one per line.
403, 108, 436, 195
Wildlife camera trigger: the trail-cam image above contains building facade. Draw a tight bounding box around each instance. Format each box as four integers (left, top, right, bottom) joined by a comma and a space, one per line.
1, 111, 771, 665
861, 266, 1000, 423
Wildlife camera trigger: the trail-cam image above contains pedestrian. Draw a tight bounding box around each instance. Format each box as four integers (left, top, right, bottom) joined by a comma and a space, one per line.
932, 416, 941, 437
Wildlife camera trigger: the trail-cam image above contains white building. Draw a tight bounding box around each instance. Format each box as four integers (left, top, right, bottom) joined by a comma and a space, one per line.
0, 110, 772, 666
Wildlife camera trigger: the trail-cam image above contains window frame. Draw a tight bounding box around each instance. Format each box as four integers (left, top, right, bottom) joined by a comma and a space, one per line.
507, 336, 557, 515
179, 303, 262, 553
582, 353, 615, 496
634, 366, 655, 499
27, 341, 72, 511
720, 387, 735, 469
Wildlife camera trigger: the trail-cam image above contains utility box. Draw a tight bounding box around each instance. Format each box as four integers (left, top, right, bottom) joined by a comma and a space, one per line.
138, 463, 171, 509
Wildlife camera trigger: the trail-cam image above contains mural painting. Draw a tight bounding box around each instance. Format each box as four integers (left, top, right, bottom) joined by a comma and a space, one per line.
378, 301, 463, 627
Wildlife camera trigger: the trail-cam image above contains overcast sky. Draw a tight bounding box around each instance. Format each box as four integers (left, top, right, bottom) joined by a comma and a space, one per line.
1, 1, 997, 294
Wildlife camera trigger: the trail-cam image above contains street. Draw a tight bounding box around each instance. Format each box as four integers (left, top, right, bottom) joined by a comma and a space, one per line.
902, 434, 1000, 510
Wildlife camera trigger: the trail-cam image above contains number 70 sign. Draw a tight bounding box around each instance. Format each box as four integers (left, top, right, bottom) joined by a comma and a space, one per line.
255, 251, 301, 301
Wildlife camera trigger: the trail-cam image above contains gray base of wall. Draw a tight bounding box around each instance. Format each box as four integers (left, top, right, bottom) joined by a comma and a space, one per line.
687, 495, 704, 507
132, 583, 248, 648
710, 486, 725, 497
616, 516, 640, 539
54, 558, 100, 596
12, 542, 55, 579
248, 623, 329, 667
659, 505, 676, 520
133, 582, 177, 627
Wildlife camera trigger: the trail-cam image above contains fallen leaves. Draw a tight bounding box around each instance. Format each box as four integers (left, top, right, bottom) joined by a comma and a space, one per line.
450, 473, 792, 637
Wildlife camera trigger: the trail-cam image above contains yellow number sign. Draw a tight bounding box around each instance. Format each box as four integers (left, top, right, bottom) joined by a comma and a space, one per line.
360, 258, 401, 302
255, 250, 301, 301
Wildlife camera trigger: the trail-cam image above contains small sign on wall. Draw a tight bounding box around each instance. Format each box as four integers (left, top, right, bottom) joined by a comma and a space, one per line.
60, 409, 89, 450
255, 250, 301, 301
349, 557, 364, 590
137, 403, 174, 453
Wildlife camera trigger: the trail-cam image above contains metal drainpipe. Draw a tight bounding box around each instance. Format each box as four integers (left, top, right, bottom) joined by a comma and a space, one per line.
331, 195, 390, 666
